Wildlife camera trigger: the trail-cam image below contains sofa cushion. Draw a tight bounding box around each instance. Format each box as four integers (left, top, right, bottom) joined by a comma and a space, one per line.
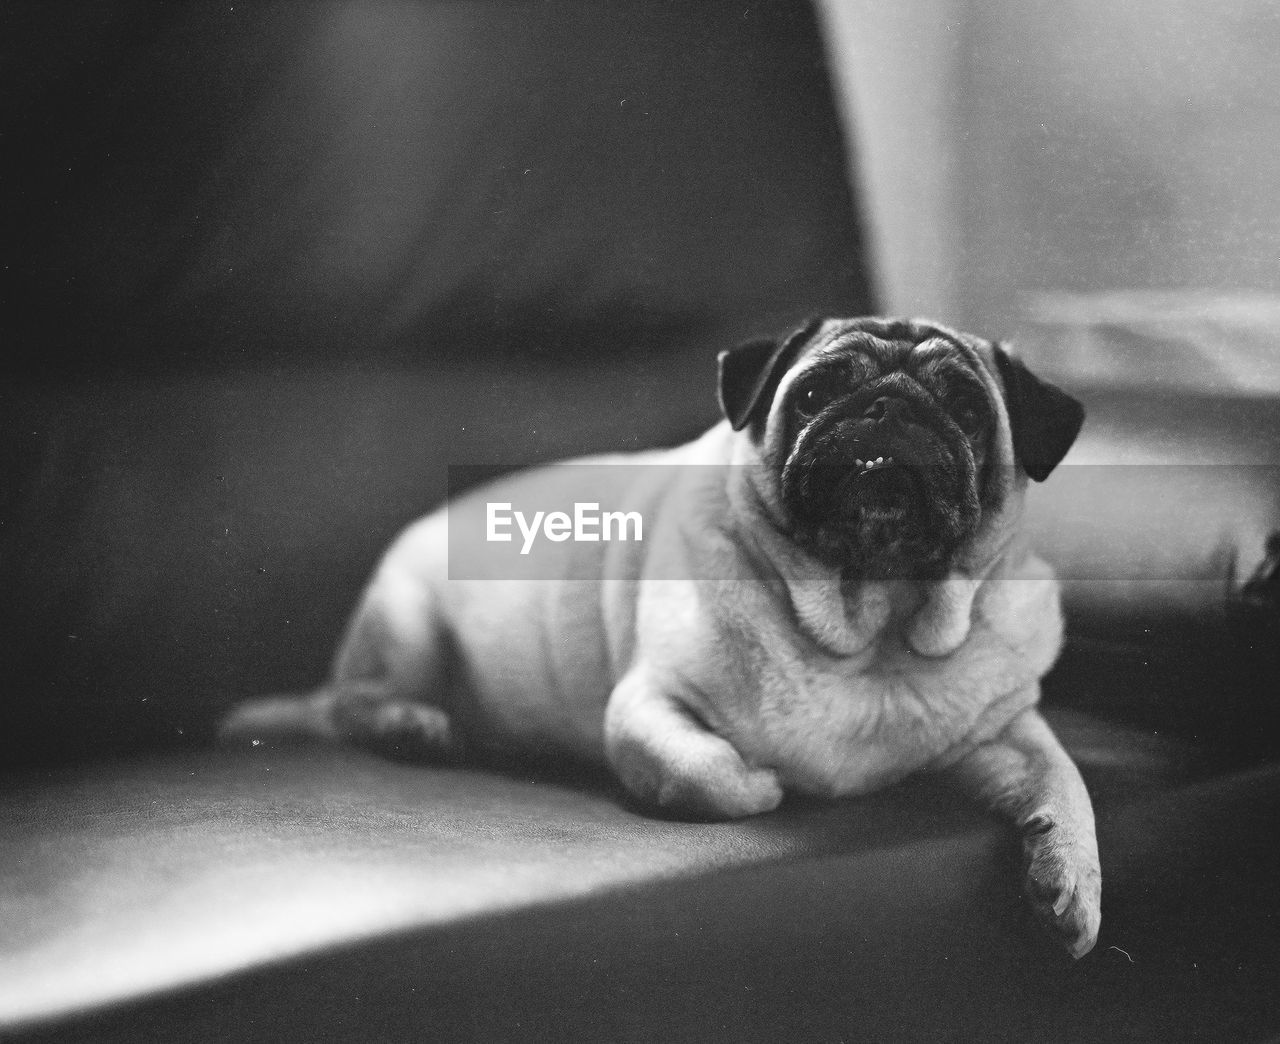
3, 711, 1275, 1043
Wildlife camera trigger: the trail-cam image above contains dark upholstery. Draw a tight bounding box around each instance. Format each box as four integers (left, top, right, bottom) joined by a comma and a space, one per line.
1, 0, 871, 768
2, 717, 1278, 1043
2, 2, 1278, 1042
3, 1, 869, 377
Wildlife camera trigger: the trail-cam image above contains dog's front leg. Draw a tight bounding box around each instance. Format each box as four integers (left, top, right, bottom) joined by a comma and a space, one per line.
947, 706, 1101, 958
604, 667, 783, 820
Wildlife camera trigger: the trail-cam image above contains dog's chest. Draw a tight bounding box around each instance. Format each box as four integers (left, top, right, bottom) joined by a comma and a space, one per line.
724, 622, 1034, 798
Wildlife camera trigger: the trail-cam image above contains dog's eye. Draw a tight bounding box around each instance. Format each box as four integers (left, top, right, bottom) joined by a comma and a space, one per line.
954, 399, 988, 435
797, 385, 840, 417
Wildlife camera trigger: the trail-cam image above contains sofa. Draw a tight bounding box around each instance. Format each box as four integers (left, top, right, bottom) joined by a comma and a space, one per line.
3, 3, 1278, 1041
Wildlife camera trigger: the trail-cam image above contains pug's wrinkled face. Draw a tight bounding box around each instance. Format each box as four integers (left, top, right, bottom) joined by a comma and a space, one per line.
770, 328, 995, 578
719, 317, 1084, 579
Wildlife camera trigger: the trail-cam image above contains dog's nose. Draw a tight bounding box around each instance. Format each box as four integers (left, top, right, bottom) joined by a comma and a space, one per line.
863, 396, 903, 422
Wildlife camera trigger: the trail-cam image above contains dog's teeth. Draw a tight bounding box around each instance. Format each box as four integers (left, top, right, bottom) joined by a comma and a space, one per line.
855, 458, 864, 467
875, 456, 883, 464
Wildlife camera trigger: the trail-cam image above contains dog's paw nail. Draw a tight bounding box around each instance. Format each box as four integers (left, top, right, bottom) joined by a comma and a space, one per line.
1022, 831, 1101, 958
1070, 936, 1096, 960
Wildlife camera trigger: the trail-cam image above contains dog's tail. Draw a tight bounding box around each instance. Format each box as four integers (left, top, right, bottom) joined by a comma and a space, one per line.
217, 689, 341, 747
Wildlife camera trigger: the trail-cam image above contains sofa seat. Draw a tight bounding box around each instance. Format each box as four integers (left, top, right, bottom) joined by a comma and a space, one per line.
6, 708, 1277, 1043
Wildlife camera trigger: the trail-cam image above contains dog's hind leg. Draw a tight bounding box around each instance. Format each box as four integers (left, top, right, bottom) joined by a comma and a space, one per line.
220, 565, 462, 762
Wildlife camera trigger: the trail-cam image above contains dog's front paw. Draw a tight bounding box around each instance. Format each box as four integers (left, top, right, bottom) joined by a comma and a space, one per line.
611, 733, 783, 820
605, 677, 785, 821
1021, 815, 1102, 959
653, 758, 783, 820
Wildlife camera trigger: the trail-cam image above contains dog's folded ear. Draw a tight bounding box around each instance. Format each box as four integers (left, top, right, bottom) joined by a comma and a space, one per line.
718, 317, 823, 432
993, 344, 1086, 481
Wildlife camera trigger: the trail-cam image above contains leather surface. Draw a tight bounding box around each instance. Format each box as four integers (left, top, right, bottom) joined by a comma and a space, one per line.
0, 709, 1206, 1037
2, 1, 869, 377
0, 0, 872, 769
20, 766, 1276, 1044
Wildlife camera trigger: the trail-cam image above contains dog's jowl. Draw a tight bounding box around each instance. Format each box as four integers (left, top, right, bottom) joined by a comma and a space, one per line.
223, 316, 1099, 958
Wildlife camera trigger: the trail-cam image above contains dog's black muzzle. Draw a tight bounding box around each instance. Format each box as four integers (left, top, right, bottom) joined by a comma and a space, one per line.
779, 384, 980, 577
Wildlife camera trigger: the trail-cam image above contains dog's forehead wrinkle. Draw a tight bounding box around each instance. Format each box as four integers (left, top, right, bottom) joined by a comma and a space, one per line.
806, 329, 983, 383
801, 336, 917, 382
912, 342, 990, 393
912, 336, 960, 361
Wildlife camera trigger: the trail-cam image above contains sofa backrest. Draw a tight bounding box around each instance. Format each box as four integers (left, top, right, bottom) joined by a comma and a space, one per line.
0, 1, 874, 766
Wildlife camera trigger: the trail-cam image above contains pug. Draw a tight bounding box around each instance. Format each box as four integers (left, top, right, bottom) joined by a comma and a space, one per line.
221, 316, 1099, 958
